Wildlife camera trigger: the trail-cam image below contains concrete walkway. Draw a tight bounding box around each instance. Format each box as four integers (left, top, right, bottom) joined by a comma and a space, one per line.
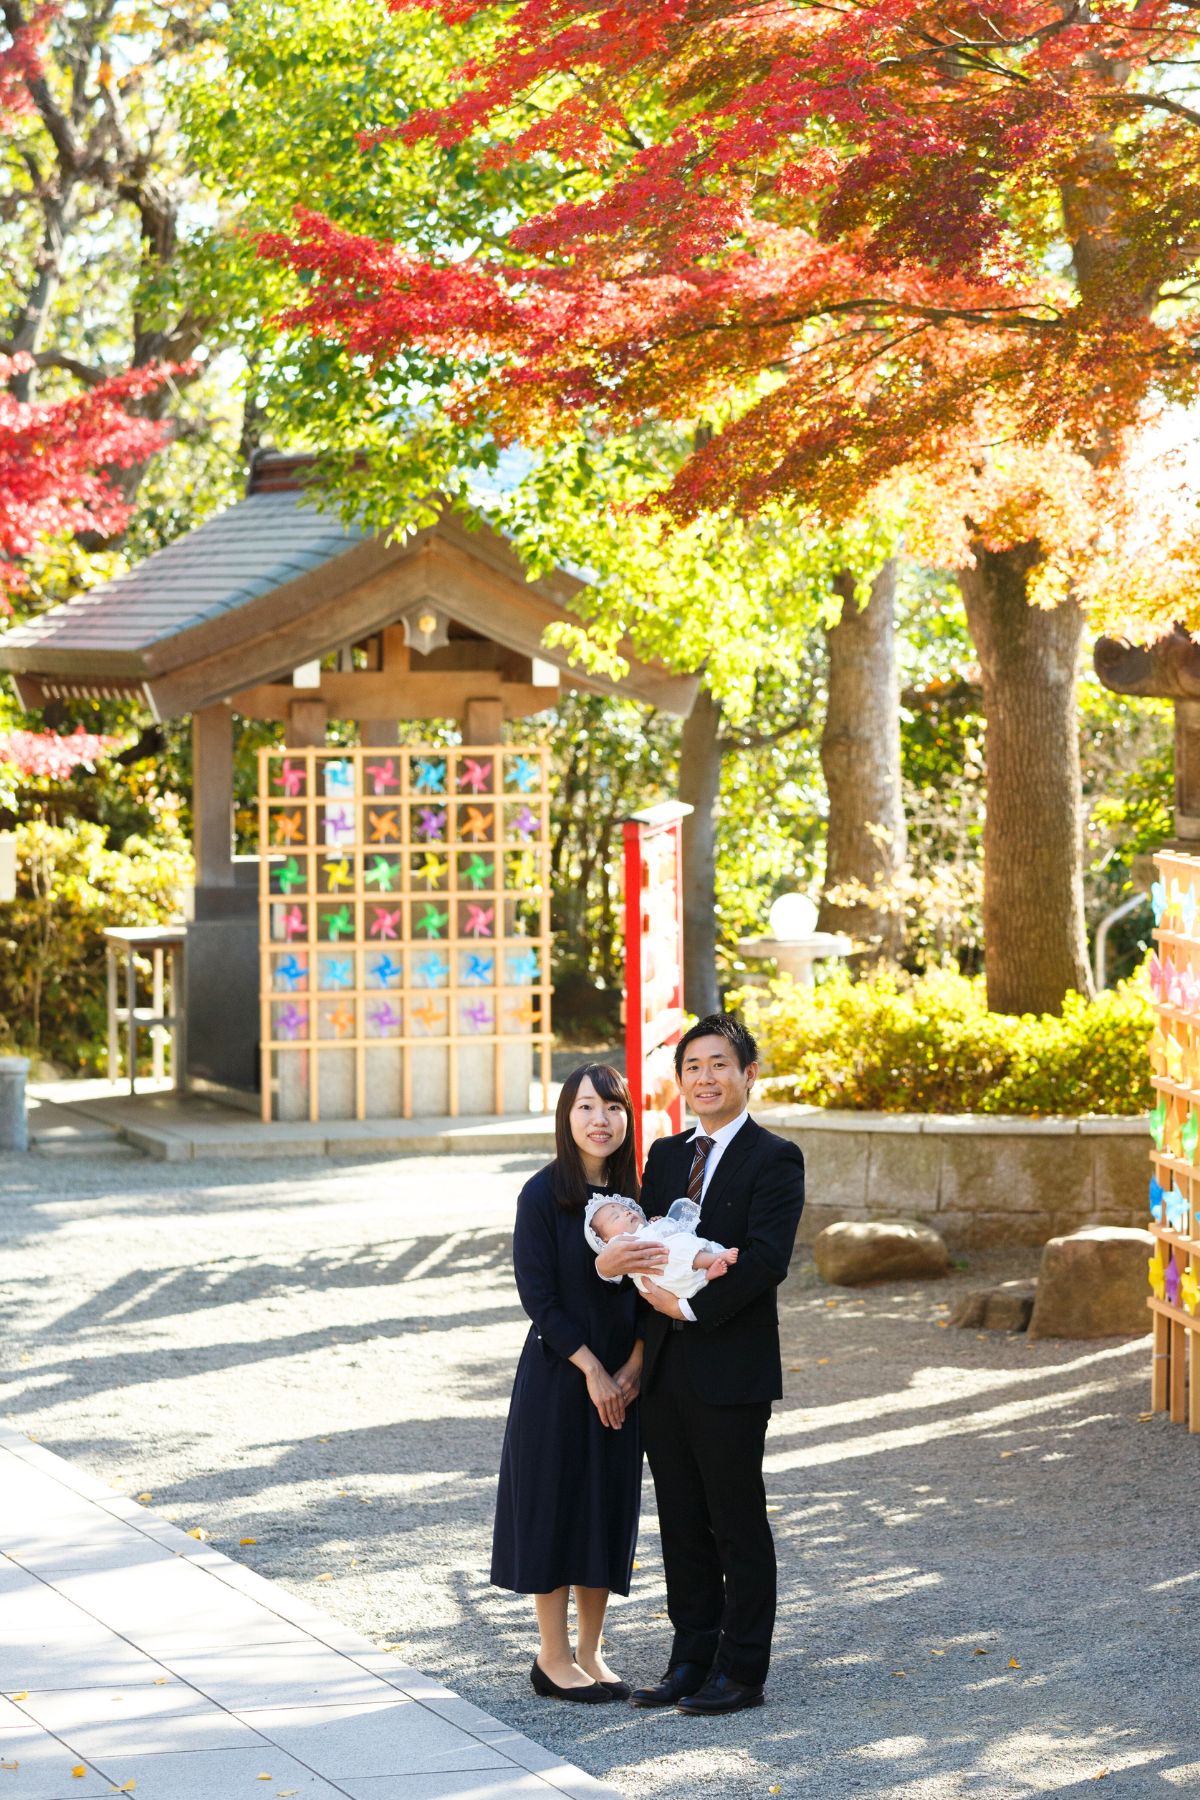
0, 1424, 617, 1800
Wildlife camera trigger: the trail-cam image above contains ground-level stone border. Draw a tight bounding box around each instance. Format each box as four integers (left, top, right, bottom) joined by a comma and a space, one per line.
759, 1106, 1148, 1249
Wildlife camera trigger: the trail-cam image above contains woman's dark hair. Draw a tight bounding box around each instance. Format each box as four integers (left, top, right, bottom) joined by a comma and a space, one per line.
674, 1011, 759, 1079
552, 1063, 640, 1212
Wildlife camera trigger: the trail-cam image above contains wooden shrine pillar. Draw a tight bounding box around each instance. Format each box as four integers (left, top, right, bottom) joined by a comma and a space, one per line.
1096, 628, 1200, 845
287, 697, 328, 747
1176, 701, 1200, 842
193, 704, 234, 888
463, 697, 504, 743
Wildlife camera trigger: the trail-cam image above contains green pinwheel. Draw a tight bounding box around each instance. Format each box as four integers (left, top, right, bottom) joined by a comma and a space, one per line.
277, 856, 304, 894
365, 856, 398, 892
417, 904, 447, 939
464, 854, 493, 891
326, 904, 353, 941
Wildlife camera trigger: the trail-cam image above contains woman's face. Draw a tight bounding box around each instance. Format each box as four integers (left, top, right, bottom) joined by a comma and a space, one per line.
569, 1074, 629, 1170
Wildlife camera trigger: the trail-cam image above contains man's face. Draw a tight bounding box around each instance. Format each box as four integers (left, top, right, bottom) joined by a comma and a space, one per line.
678, 1034, 756, 1131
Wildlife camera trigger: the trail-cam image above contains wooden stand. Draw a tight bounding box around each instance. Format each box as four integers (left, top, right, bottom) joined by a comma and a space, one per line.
1147, 847, 1200, 1428
257, 744, 552, 1121
104, 926, 188, 1094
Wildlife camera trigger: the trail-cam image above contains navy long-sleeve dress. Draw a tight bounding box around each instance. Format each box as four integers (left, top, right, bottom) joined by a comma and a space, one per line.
491, 1165, 643, 1595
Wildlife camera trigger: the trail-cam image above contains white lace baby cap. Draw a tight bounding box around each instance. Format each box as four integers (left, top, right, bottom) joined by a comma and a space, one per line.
583, 1193, 646, 1256
666, 1197, 702, 1232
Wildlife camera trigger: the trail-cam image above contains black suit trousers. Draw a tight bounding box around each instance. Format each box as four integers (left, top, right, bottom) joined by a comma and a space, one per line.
641, 1329, 775, 1686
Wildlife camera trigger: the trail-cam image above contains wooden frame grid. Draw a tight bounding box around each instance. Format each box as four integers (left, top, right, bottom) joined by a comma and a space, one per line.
257, 744, 553, 1122
1148, 847, 1200, 1431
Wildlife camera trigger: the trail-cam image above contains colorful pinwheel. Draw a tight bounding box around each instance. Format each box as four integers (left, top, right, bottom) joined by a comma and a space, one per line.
1167, 1256, 1183, 1307
507, 948, 540, 985
274, 809, 304, 845
325, 904, 353, 941
321, 957, 353, 990
369, 758, 399, 795
365, 856, 398, 891
368, 1000, 403, 1034
414, 757, 446, 793
326, 760, 354, 796
1183, 1266, 1200, 1314
464, 854, 493, 891
512, 805, 538, 839
461, 806, 492, 842
325, 806, 354, 844
368, 809, 400, 842
459, 757, 492, 793
465, 1000, 495, 1029
277, 758, 305, 797
415, 952, 449, 986
465, 954, 494, 984
277, 1004, 308, 1040
369, 906, 402, 940
274, 955, 307, 991
276, 856, 304, 894
370, 954, 402, 987
412, 998, 446, 1031
416, 806, 446, 841
326, 1003, 355, 1038
464, 904, 495, 938
417, 904, 447, 938
509, 756, 539, 793
323, 856, 353, 891
281, 905, 306, 941
506, 997, 538, 1029
417, 853, 448, 887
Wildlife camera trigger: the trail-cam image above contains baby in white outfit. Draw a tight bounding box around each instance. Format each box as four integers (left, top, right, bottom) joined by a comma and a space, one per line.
584, 1196, 739, 1301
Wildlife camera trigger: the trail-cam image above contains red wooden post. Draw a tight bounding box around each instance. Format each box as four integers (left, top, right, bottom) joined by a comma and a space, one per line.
623, 801, 692, 1166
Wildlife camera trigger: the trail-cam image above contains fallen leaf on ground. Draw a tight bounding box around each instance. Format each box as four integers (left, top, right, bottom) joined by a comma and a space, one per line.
937, 1320, 950, 1329
1, 1761, 19, 1770
825, 1300, 838, 1308
1008, 1658, 1021, 1669
256, 1775, 273, 1781
891, 1670, 907, 1677
1138, 1412, 1154, 1422
929, 1649, 945, 1657
277, 1790, 298, 1796
136, 1493, 152, 1503
9, 1693, 26, 1702
71, 1768, 86, 1778
766, 1505, 782, 1513
1094, 1773, 1109, 1782
152, 1679, 168, 1686
18, 1352, 30, 1363
111, 1784, 135, 1793
240, 1537, 257, 1546
315, 1572, 333, 1582
973, 1648, 989, 1656
817, 1358, 830, 1366
185, 1527, 208, 1541
769, 1788, 781, 1795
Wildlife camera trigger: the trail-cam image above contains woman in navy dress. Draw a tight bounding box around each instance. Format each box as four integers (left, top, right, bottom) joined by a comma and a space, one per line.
492, 1063, 660, 1703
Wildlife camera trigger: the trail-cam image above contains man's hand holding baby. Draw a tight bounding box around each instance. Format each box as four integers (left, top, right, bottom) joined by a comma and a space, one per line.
595, 1234, 669, 1281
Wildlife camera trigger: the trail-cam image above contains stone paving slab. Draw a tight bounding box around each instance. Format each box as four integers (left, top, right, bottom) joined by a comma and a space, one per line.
0, 1426, 619, 1800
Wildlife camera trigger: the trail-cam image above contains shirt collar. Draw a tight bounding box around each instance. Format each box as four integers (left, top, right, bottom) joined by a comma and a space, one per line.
688, 1106, 750, 1149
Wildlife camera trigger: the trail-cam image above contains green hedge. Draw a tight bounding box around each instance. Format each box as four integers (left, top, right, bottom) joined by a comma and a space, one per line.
733, 968, 1153, 1115
0, 819, 192, 1072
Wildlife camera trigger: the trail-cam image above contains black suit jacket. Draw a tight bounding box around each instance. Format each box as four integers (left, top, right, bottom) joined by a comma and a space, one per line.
639, 1117, 805, 1406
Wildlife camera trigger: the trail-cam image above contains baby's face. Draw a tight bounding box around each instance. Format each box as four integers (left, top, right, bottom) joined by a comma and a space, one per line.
593, 1202, 643, 1242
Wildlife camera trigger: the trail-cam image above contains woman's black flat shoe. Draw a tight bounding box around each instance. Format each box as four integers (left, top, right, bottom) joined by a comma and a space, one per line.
530, 1659, 615, 1703
599, 1678, 631, 1700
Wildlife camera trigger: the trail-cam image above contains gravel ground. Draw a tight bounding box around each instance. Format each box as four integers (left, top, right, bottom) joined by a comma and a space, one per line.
0, 1148, 1191, 1799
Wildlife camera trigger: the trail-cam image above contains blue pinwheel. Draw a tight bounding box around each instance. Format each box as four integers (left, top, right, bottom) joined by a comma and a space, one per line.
507, 948, 540, 985
465, 954, 494, 985
510, 756, 539, 793
321, 957, 353, 990
414, 757, 446, 794
415, 952, 449, 987
274, 955, 307, 991
370, 954, 402, 988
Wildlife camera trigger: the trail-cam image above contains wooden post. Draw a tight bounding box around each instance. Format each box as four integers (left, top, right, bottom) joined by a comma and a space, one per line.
287, 698, 328, 748
1176, 700, 1200, 842
361, 721, 398, 748
463, 697, 504, 744
192, 705, 235, 888
1153, 1309, 1170, 1411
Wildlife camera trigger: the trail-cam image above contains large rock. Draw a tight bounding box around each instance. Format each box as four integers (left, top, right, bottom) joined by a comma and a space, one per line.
813, 1218, 950, 1286
951, 1281, 1036, 1332
1027, 1226, 1155, 1340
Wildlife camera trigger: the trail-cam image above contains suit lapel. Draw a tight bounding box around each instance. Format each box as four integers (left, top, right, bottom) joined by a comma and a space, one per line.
698, 1117, 761, 1227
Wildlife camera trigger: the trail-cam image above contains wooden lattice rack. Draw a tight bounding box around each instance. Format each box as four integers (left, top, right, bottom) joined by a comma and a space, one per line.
258, 744, 552, 1121
1148, 847, 1200, 1429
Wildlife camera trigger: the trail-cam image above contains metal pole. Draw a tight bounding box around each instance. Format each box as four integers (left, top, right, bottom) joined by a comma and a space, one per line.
1094, 892, 1150, 991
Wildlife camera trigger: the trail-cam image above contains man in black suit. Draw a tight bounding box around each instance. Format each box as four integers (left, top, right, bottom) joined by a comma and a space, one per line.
596, 1012, 805, 1716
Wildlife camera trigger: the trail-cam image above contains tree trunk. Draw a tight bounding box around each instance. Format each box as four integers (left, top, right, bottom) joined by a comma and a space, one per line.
959, 542, 1093, 1014
678, 682, 723, 1017
817, 559, 907, 959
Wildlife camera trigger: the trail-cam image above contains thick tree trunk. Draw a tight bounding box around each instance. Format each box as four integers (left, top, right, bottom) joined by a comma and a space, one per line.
959, 543, 1093, 1014
678, 682, 723, 1017
817, 559, 907, 959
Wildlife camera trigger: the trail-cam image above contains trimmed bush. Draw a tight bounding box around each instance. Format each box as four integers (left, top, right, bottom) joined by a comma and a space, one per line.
0, 819, 192, 1071
734, 967, 1152, 1116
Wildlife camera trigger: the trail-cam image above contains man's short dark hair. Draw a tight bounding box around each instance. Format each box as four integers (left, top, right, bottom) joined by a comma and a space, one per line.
675, 1012, 759, 1079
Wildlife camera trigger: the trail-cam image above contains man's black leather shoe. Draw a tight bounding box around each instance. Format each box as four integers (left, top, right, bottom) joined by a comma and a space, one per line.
677, 1673, 765, 1715
629, 1662, 709, 1708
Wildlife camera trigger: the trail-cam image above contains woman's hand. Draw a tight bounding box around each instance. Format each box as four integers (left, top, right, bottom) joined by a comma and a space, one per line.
595, 1235, 669, 1281
585, 1362, 627, 1429
614, 1343, 644, 1404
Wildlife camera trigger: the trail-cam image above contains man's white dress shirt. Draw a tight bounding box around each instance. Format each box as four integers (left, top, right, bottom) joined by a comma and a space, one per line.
676, 1109, 750, 1321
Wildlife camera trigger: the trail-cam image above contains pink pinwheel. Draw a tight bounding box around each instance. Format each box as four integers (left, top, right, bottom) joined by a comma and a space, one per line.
459, 757, 492, 793
369, 758, 399, 795
278, 758, 305, 797
369, 906, 401, 940
464, 904, 495, 938
282, 905, 306, 941
1150, 952, 1164, 1001
1168, 961, 1185, 1009
1183, 968, 1200, 1011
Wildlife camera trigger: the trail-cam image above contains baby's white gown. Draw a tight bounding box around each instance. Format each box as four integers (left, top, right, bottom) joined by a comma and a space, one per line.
621, 1200, 730, 1301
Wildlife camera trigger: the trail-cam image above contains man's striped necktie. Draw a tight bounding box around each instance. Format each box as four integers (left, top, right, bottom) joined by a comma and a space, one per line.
687, 1135, 716, 1202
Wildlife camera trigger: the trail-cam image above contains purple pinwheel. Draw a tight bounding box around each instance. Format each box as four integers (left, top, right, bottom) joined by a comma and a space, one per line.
1167, 1256, 1183, 1307
277, 1004, 308, 1040
368, 1000, 402, 1034
465, 1000, 494, 1030
416, 806, 447, 841
512, 805, 538, 840
324, 806, 355, 846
